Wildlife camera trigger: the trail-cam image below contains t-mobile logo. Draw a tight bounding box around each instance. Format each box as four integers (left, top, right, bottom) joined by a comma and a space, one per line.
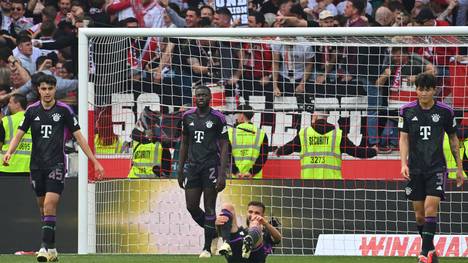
419, 126, 431, 140
194, 131, 205, 143
41, 125, 52, 138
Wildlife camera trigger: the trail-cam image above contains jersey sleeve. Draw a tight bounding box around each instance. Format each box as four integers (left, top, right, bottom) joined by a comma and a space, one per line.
444, 108, 457, 135
182, 114, 189, 136
218, 114, 228, 140
63, 107, 80, 133
398, 109, 409, 133
18, 108, 32, 132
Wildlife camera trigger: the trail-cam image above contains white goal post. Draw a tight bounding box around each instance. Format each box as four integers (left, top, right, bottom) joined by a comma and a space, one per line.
78, 27, 468, 255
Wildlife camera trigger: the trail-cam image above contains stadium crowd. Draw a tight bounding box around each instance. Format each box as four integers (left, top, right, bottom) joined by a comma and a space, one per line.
0, 0, 467, 158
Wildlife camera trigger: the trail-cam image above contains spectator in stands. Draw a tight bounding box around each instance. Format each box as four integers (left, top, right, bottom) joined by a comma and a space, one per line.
271, 21, 315, 111
13, 33, 38, 74
213, 7, 233, 28
374, 47, 435, 152
106, 0, 164, 28
277, 0, 294, 16
56, 0, 71, 24
393, 9, 412, 27
238, 11, 273, 109
55, 61, 74, 79
200, 5, 214, 24
0, 0, 12, 31
88, 0, 111, 27
373, 6, 395, 26
305, 0, 338, 22
260, 0, 280, 15
94, 106, 125, 154
276, 111, 377, 179
8, 0, 33, 38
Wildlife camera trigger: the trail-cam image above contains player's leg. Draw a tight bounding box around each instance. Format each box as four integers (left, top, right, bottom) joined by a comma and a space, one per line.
201, 186, 218, 256
242, 220, 263, 259
218, 203, 239, 257
423, 196, 440, 263
185, 188, 205, 228
412, 201, 425, 238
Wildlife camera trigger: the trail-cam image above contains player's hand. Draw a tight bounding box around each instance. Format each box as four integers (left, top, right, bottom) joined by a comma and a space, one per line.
401, 164, 410, 180
215, 215, 228, 226
2, 153, 11, 166
240, 173, 253, 179
250, 215, 267, 226
94, 161, 105, 180
216, 177, 226, 192
456, 169, 464, 187
177, 173, 185, 189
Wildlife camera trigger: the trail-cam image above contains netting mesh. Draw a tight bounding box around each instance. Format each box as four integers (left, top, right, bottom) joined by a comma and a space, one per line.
86, 33, 468, 255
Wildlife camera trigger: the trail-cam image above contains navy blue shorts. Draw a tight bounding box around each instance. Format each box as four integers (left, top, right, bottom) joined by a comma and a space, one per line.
405, 172, 446, 201
30, 163, 66, 197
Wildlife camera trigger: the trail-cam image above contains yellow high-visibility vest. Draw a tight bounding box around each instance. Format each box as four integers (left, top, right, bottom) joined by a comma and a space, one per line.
443, 133, 467, 179
128, 141, 162, 178
0, 112, 32, 173
228, 123, 265, 179
94, 135, 122, 154
299, 126, 342, 179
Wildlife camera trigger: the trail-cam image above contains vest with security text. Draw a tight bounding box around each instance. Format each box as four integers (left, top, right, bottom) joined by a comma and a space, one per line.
442, 133, 467, 179
228, 122, 265, 178
299, 126, 342, 179
128, 141, 162, 178
0, 112, 32, 173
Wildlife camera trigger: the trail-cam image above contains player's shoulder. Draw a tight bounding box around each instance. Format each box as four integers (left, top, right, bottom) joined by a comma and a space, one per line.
209, 108, 226, 123
25, 101, 41, 114
55, 101, 75, 114
399, 100, 418, 116
182, 108, 196, 119
434, 101, 454, 116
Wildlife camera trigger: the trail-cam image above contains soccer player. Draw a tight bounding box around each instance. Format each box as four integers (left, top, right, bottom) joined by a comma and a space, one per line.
216, 201, 282, 263
399, 73, 464, 263
177, 85, 229, 258
3, 74, 105, 262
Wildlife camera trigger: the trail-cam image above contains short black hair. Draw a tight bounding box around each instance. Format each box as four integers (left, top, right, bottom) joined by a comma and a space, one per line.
0, 47, 12, 63
201, 5, 214, 15
16, 33, 31, 45
237, 104, 254, 120
186, 6, 201, 17
11, 93, 27, 110
37, 74, 57, 87
350, 0, 366, 14
194, 85, 211, 94
118, 17, 138, 27
415, 73, 437, 90
248, 11, 265, 26
216, 7, 232, 18
248, 201, 266, 214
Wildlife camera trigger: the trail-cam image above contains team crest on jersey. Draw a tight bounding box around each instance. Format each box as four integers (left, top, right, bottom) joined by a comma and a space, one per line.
431, 114, 440, 123
405, 187, 412, 196
52, 113, 61, 122
206, 120, 213, 128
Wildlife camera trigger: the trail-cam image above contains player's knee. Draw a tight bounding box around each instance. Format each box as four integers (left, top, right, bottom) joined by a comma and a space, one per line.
221, 203, 235, 213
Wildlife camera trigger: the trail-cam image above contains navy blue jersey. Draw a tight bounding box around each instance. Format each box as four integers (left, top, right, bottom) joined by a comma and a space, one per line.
399, 100, 457, 174
182, 108, 228, 165
19, 101, 80, 170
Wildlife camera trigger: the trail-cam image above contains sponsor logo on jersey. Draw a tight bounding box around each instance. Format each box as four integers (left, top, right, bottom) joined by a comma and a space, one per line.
431, 114, 440, 123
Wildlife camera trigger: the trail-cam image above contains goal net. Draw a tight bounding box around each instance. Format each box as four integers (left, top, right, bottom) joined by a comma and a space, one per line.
78, 27, 468, 256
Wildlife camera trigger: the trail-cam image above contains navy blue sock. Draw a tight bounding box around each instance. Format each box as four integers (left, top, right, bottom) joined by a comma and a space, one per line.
421, 217, 437, 256
42, 215, 56, 249
203, 215, 216, 251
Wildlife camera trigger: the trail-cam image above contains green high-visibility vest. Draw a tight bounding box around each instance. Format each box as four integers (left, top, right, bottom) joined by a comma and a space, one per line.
128, 141, 162, 178
442, 133, 467, 179
0, 112, 32, 173
299, 126, 342, 179
94, 135, 122, 154
228, 123, 265, 179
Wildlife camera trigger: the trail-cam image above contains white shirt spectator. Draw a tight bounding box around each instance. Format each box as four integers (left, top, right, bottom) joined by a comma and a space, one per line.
307, 0, 338, 16
13, 46, 44, 74
271, 37, 315, 81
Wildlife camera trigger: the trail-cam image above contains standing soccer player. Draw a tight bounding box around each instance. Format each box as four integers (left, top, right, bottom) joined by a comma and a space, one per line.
399, 73, 464, 263
3, 74, 104, 262
177, 85, 229, 258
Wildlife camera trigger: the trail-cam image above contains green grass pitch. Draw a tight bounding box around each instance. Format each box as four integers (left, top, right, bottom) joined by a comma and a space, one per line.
0, 255, 467, 263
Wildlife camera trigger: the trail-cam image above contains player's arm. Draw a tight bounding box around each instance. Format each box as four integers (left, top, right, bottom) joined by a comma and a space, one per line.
251, 215, 282, 243
217, 138, 229, 192
73, 130, 105, 179
399, 131, 409, 180
177, 132, 189, 189
448, 132, 465, 187
3, 129, 25, 165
